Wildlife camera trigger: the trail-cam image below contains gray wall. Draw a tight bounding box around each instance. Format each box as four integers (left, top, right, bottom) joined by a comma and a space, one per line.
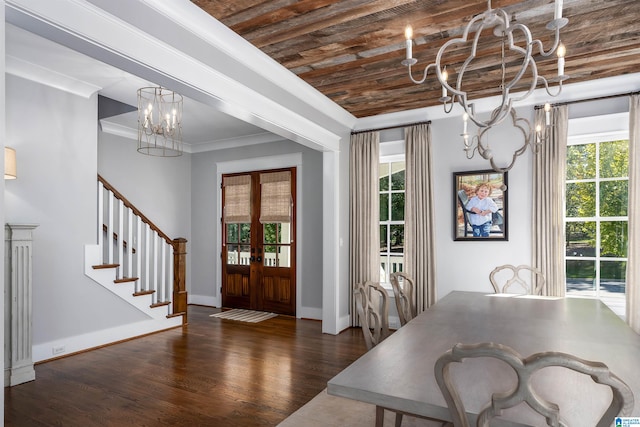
190, 140, 324, 313
5, 75, 148, 353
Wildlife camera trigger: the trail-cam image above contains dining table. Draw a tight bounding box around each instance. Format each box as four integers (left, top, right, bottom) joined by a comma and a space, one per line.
327, 291, 640, 426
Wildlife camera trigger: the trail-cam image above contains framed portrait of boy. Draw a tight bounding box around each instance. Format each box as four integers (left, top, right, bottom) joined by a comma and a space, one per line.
453, 169, 508, 241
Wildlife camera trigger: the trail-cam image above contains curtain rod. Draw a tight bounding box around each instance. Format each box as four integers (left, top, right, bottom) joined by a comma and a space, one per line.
534, 90, 640, 110
351, 119, 431, 135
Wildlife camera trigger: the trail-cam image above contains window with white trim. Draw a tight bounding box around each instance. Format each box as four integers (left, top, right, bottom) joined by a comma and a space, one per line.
379, 155, 405, 284
565, 114, 628, 317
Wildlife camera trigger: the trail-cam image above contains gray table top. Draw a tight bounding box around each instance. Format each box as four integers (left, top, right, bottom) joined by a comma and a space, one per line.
327, 291, 640, 426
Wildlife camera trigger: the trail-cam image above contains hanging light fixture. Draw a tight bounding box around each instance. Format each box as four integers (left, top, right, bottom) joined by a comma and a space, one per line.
4, 147, 17, 180
137, 87, 183, 157
403, 0, 568, 171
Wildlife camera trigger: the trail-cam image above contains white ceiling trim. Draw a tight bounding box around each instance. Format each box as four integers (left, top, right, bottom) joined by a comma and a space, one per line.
189, 133, 288, 154
100, 120, 287, 154
6, 0, 345, 152
139, 0, 356, 129
6, 54, 101, 99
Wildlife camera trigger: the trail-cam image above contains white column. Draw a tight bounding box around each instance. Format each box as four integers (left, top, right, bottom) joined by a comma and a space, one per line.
4, 223, 38, 386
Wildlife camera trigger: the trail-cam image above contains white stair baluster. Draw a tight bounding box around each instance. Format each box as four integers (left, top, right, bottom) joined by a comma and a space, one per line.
152, 232, 159, 303
97, 181, 104, 256
135, 215, 142, 293
107, 191, 115, 265
126, 208, 133, 279
144, 223, 151, 293
117, 199, 124, 279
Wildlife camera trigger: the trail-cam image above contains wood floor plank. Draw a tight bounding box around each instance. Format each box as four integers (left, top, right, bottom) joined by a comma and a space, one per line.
4, 305, 367, 426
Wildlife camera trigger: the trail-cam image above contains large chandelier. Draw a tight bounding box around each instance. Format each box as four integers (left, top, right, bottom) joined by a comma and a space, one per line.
137, 87, 183, 157
403, 0, 568, 171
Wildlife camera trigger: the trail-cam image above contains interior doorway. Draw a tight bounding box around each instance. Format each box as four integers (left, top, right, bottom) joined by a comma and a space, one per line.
221, 167, 297, 315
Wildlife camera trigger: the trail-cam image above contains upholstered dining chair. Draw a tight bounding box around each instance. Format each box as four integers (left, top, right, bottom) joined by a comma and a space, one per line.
434, 342, 635, 427
489, 264, 545, 295
389, 272, 417, 326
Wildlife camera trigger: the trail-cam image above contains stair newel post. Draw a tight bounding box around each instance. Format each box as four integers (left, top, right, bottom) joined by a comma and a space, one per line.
172, 237, 188, 323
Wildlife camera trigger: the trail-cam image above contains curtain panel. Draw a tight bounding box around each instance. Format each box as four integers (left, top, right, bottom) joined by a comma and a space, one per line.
532, 105, 568, 296
404, 124, 437, 312
627, 95, 640, 333
349, 131, 380, 326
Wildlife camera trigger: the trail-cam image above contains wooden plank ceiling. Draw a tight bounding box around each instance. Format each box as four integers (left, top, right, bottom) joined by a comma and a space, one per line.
191, 0, 640, 118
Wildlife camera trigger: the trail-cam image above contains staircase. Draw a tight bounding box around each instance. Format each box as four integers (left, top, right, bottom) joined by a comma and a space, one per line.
84, 175, 187, 329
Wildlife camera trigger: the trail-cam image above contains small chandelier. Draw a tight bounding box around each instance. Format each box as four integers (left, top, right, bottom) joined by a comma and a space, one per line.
403, 0, 568, 171
137, 87, 183, 157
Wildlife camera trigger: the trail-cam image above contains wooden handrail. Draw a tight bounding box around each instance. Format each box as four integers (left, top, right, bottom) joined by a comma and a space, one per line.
98, 174, 172, 244
98, 174, 187, 322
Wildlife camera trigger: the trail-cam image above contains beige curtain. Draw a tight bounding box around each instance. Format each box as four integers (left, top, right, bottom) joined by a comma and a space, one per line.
260, 171, 292, 223
627, 95, 640, 333
349, 131, 380, 326
404, 124, 437, 312
532, 105, 568, 296
223, 174, 251, 223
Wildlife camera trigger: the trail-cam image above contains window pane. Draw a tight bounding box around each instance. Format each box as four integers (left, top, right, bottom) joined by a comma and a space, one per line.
240, 245, 251, 265
389, 255, 403, 274
278, 223, 291, 244
600, 221, 628, 258
601, 261, 626, 295
380, 225, 388, 252
600, 181, 628, 217
566, 221, 595, 257
240, 223, 250, 243
391, 162, 405, 190
227, 244, 239, 265
263, 223, 277, 244
277, 246, 291, 268
379, 163, 389, 191
566, 144, 595, 180
566, 182, 595, 217
390, 225, 404, 253
227, 224, 238, 243
600, 140, 628, 179
391, 193, 405, 221
380, 193, 389, 221
566, 260, 596, 296
263, 246, 276, 266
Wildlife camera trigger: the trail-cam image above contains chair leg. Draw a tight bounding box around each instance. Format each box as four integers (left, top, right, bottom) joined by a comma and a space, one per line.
395, 412, 403, 427
375, 406, 385, 427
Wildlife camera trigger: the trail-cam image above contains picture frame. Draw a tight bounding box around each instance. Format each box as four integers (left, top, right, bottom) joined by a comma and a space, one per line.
453, 169, 508, 241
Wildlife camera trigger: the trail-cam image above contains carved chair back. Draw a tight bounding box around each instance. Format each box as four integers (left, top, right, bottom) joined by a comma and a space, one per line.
389, 272, 417, 326
353, 281, 390, 351
434, 342, 634, 427
490, 264, 545, 295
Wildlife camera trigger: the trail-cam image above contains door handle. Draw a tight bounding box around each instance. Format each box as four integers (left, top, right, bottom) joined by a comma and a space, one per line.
250, 256, 256, 262
256, 256, 262, 262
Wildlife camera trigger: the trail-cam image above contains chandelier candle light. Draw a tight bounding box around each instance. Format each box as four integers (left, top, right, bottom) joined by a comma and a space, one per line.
403, 0, 569, 172
137, 86, 183, 157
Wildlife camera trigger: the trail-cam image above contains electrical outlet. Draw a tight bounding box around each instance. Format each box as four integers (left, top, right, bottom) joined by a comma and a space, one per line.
52, 345, 65, 355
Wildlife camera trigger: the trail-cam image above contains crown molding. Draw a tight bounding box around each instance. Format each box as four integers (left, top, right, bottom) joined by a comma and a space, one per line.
6, 55, 100, 98
6, 0, 346, 152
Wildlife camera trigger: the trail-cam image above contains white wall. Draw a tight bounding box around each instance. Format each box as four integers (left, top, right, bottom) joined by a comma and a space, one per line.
5, 75, 150, 360
429, 106, 535, 298
1, 6, 6, 418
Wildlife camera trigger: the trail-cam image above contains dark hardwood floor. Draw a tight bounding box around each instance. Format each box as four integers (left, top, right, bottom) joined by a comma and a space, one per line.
5, 305, 367, 426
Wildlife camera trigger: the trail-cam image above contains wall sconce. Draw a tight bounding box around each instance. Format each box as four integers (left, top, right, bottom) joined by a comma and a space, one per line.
4, 147, 17, 180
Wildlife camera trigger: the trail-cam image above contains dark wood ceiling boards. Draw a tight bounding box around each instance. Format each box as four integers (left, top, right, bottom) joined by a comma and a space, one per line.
192, 0, 640, 118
